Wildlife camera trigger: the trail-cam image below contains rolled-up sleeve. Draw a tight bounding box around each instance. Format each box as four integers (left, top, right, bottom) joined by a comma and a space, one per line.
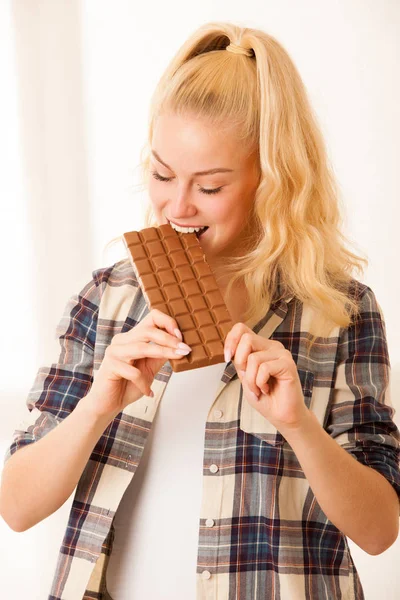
325, 285, 400, 511
3, 268, 106, 465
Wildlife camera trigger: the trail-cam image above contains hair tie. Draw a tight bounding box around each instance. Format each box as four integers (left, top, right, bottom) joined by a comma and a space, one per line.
225, 43, 254, 57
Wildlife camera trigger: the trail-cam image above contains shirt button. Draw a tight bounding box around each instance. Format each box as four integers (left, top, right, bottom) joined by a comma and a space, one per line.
201, 570, 211, 580
214, 409, 223, 419
209, 464, 219, 474
205, 518, 215, 527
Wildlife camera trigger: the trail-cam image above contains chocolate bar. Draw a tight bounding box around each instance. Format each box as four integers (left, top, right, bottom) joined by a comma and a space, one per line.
122, 224, 234, 372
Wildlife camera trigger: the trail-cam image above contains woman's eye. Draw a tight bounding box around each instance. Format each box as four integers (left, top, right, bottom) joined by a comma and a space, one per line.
151, 170, 171, 183
150, 170, 223, 195
198, 186, 223, 195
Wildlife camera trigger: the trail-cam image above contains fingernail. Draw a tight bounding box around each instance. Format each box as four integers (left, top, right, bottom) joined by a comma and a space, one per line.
178, 342, 192, 351
149, 390, 154, 398
175, 346, 191, 355
174, 328, 183, 341
249, 391, 260, 402
224, 348, 232, 363
238, 369, 246, 377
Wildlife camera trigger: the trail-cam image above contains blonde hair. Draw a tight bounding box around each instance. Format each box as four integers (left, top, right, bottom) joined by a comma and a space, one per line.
105, 21, 368, 357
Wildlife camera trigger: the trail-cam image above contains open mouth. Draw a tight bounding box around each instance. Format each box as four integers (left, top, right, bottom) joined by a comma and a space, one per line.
167, 219, 209, 239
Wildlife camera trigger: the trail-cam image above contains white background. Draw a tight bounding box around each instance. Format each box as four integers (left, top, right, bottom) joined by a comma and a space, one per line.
0, 1, 399, 598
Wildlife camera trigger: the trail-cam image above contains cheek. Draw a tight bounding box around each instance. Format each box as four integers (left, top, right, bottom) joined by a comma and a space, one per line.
217, 203, 247, 225
148, 180, 158, 199
148, 183, 165, 210
209, 202, 246, 234
212, 200, 238, 221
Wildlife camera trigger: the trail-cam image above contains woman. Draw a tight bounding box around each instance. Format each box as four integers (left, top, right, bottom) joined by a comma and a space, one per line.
1, 21, 399, 600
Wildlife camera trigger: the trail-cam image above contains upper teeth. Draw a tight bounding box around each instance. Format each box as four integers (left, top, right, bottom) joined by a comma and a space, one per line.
169, 222, 206, 233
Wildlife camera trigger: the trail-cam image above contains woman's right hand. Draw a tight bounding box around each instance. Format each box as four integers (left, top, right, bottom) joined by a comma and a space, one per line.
86, 309, 192, 418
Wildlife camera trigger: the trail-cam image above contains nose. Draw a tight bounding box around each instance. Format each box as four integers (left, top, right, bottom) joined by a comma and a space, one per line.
168, 189, 198, 220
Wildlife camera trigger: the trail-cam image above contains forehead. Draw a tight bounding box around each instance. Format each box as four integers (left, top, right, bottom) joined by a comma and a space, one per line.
152, 113, 256, 165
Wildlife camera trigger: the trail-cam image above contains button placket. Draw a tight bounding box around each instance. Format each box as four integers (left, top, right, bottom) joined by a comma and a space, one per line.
200, 400, 225, 585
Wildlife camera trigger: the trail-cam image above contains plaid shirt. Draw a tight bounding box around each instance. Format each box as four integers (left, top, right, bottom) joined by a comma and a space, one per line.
3, 258, 400, 600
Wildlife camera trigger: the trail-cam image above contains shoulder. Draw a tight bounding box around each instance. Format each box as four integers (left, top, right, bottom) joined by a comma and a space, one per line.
89, 258, 143, 324
343, 276, 370, 303
73, 258, 139, 318
346, 278, 385, 320
336, 277, 389, 364
92, 258, 139, 297
91, 257, 137, 290
335, 277, 384, 322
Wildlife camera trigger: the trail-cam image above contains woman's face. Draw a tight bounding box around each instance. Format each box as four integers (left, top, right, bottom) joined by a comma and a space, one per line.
148, 112, 261, 276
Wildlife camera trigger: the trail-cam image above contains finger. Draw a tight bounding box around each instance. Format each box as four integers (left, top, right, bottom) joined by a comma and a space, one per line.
244, 351, 284, 396
149, 308, 184, 342
107, 358, 153, 397
236, 367, 266, 396
236, 344, 287, 374
242, 379, 261, 403
255, 362, 273, 396
259, 355, 293, 382
108, 340, 191, 363
243, 352, 264, 397
251, 355, 293, 396
240, 371, 268, 399
233, 333, 254, 372
224, 323, 250, 361
122, 308, 183, 343
117, 326, 191, 353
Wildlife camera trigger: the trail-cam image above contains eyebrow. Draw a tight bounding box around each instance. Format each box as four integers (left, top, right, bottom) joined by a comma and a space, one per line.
151, 150, 234, 176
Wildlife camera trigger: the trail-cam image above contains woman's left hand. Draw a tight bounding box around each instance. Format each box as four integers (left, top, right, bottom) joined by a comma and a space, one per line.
224, 323, 311, 432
